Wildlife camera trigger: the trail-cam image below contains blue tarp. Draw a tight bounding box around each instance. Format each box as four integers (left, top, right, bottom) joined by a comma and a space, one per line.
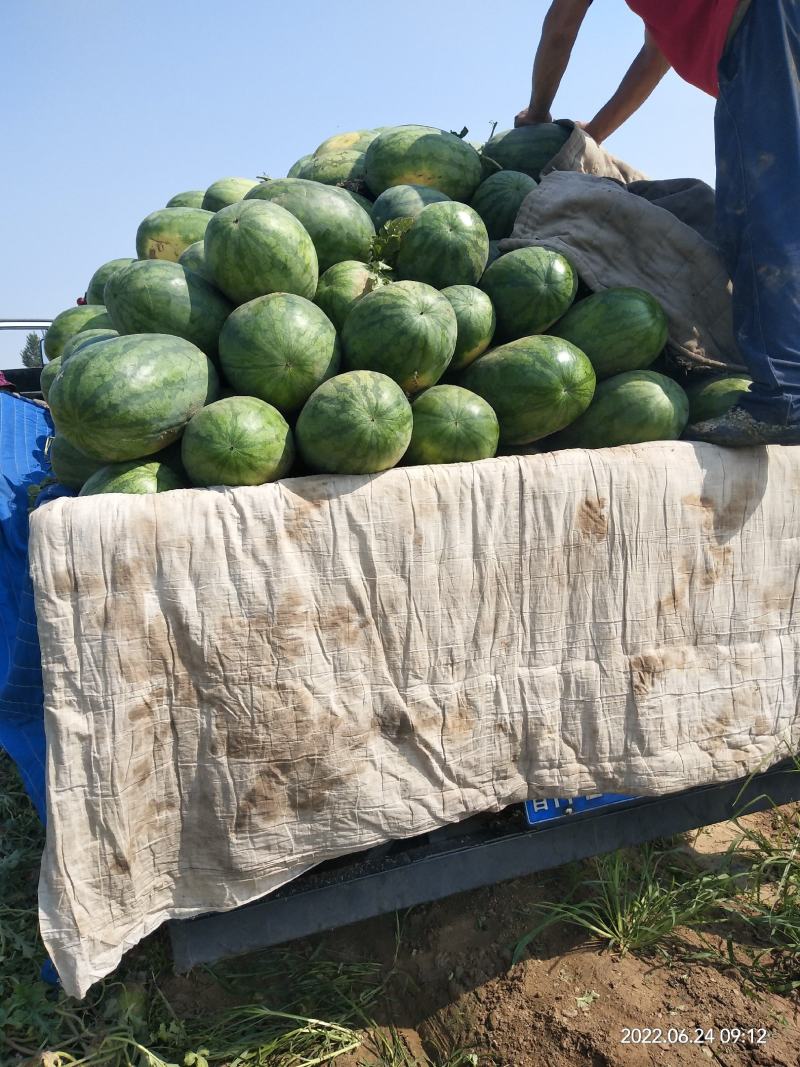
0, 391, 73, 821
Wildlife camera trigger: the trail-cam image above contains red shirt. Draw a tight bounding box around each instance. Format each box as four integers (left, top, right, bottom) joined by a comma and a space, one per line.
625, 0, 741, 97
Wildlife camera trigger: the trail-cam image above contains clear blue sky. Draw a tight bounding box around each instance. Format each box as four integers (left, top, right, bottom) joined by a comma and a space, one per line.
0, 0, 716, 367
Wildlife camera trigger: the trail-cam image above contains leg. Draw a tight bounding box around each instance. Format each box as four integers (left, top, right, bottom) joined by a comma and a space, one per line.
714, 0, 800, 429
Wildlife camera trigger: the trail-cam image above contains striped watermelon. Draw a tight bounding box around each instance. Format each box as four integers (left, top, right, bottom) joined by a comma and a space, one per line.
245, 178, 375, 272
552, 287, 668, 379
49, 434, 106, 490
79, 459, 188, 496
104, 260, 232, 358
85, 258, 135, 304
442, 285, 496, 372
686, 375, 753, 423
365, 126, 482, 202
202, 177, 259, 211
296, 371, 413, 475
296, 150, 367, 186
405, 385, 499, 465
480, 247, 577, 340
470, 171, 538, 240
342, 281, 457, 394
181, 396, 294, 487
315, 261, 394, 332
396, 202, 489, 290
136, 207, 215, 262
482, 124, 570, 179
371, 184, 451, 231
166, 190, 205, 208
219, 293, 340, 413
461, 335, 595, 444
204, 200, 318, 306
548, 371, 689, 449
44, 305, 114, 361
48, 334, 219, 462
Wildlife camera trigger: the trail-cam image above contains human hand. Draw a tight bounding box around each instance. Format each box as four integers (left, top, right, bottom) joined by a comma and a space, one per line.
514, 106, 552, 128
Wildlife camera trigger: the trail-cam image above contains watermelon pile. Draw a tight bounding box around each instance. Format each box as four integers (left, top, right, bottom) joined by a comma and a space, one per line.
43, 122, 714, 497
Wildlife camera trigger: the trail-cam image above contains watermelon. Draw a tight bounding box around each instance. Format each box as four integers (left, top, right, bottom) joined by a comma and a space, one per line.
480, 247, 577, 340
287, 154, 314, 178
79, 459, 188, 496
40, 358, 61, 402
442, 285, 496, 372
244, 178, 375, 272
202, 176, 260, 212
482, 123, 570, 179
314, 129, 379, 156
181, 396, 294, 487
347, 190, 375, 213
44, 305, 114, 361
136, 206, 215, 262
85, 258, 136, 304
166, 190, 205, 208
60, 328, 119, 363
470, 171, 538, 240
686, 375, 753, 424
314, 260, 394, 332
296, 370, 412, 475
204, 200, 318, 306
49, 434, 106, 490
178, 240, 216, 284
48, 334, 219, 462
371, 184, 451, 232
104, 260, 232, 358
552, 287, 668, 380
219, 293, 340, 413
478, 153, 503, 181
365, 126, 482, 202
342, 281, 457, 394
296, 150, 367, 186
461, 335, 595, 444
396, 202, 489, 289
547, 370, 690, 450
405, 385, 499, 465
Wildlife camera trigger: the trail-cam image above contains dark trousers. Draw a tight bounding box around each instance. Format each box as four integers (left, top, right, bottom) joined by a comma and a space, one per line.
716, 0, 800, 426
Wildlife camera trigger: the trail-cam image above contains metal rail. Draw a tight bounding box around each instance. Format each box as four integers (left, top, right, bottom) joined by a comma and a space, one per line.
170, 760, 800, 971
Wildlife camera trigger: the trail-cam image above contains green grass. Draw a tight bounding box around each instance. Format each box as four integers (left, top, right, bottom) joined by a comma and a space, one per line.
512, 770, 800, 996
0, 753, 387, 1067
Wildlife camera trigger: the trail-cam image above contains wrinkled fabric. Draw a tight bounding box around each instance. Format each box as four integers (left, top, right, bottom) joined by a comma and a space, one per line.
504, 170, 740, 373
715, 0, 800, 426
29, 443, 800, 997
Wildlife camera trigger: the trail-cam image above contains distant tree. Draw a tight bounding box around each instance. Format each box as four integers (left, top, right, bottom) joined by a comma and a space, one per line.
20, 332, 43, 369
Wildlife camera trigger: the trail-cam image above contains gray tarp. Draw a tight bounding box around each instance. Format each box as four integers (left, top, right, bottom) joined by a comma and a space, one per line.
30, 443, 800, 997
505, 124, 741, 373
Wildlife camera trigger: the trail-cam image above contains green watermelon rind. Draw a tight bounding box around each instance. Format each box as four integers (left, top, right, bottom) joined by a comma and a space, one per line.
370, 184, 451, 232
364, 126, 482, 203
48, 333, 219, 462
396, 202, 489, 290
342, 280, 458, 395
547, 370, 690, 450
181, 396, 295, 487
296, 370, 413, 475
79, 460, 188, 496
314, 261, 394, 333
244, 177, 375, 273
204, 199, 319, 306
469, 170, 538, 240
552, 287, 669, 380
44, 305, 115, 362
480, 246, 577, 341
685, 375, 753, 424
405, 384, 500, 465
441, 285, 496, 372
136, 207, 215, 262
201, 177, 260, 212
219, 293, 341, 413
104, 260, 233, 358
85, 258, 136, 305
482, 124, 571, 180
461, 334, 596, 445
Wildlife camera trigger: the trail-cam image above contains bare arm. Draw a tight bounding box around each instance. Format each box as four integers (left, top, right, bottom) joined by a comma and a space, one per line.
516, 0, 593, 127
583, 31, 670, 142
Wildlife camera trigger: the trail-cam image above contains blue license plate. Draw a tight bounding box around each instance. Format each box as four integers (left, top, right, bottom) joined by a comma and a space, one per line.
524, 793, 637, 826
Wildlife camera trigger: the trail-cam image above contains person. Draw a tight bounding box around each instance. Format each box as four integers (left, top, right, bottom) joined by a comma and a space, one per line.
516, 0, 800, 446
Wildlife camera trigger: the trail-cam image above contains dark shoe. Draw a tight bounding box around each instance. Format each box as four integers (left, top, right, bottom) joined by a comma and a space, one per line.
684, 405, 800, 446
